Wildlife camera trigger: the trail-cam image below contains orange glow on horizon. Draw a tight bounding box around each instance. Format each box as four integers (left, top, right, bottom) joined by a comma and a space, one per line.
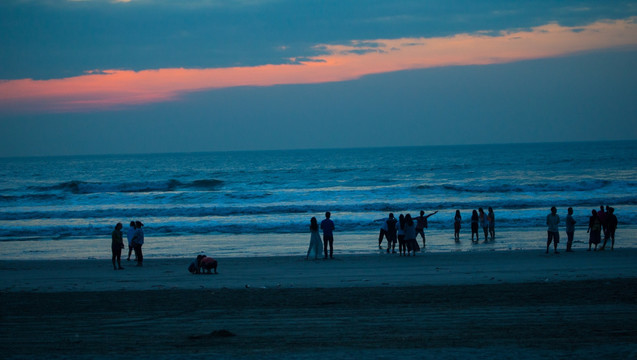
1, 17, 636, 113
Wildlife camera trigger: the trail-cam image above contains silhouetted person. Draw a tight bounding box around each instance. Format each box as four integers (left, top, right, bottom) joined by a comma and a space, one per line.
471, 210, 479, 242
598, 205, 608, 244
306, 217, 323, 260
378, 216, 388, 249
404, 214, 420, 256
111, 222, 124, 270
415, 210, 437, 248
454, 210, 462, 242
386, 213, 398, 254
487, 207, 495, 240
546, 206, 560, 254
397, 214, 406, 256
479, 208, 488, 242
565, 207, 576, 252
587, 209, 601, 251
189, 254, 218, 274
132, 221, 144, 266
126, 221, 136, 261
600, 207, 618, 251
198, 255, 218, 274
321, 212, 335, 259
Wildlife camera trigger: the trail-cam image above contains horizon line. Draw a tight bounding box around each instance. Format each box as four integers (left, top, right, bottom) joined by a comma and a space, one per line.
2, 139, 635, 160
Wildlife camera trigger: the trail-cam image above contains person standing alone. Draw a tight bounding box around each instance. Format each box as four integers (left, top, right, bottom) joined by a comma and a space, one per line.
321, 212, 335, 259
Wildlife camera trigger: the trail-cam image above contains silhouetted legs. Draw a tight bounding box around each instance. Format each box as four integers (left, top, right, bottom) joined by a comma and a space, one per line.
600, 229, 616, 251
566, 231, 574, 252
546, 231, 559, 254
112, 247, 123, 270
134, 244, 143, 266
398, 235, 406, 256
323, 235, 334, 259
378, 229, 386, 249
416, 228, 426, 248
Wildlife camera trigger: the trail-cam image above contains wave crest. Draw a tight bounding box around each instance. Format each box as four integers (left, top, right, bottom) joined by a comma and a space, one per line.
28, 178, 224, 194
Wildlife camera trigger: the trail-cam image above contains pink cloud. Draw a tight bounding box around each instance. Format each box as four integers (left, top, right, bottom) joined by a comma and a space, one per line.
1, 18, 636, 113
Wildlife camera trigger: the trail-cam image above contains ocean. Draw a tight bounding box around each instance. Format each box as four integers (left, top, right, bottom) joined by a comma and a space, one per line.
1, 141, 636, 260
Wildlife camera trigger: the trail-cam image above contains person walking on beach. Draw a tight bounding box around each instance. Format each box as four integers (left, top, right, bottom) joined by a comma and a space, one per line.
587, 209, 601, 251
397, 214, 406, 256
386, 213, 398, 254
415, 210, 438, 248
321, 212, 335, 259
126, 221, 136, 261
546, 207, 560, 254
565, 207, 576, 252
471, 210, 479, 242
487, 207, 495, 240
131, 221, 145, 266
111, 223, 125, 270
600, 207, 618, 251
479, 208, 488, 242
306, 217, 323, 260
454, 210, 462, 242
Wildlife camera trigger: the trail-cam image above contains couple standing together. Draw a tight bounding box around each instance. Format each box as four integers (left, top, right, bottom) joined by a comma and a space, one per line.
306, 212, 335, 260
111, 220, 144, 270
127, 221, 145, 266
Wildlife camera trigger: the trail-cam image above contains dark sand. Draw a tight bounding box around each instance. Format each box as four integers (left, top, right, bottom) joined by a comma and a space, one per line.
2, 279, 637, 359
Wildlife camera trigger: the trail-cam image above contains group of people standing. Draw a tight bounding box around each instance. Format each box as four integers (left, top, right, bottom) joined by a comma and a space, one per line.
111, 207, 619, 267
468, 207, 495, 243
586, 205, 618, 251
111, 220, 145, 270
306, 212, 336, 260
546, 205, 618, 254
378, 211, 438, 256
376, 208, 495, 250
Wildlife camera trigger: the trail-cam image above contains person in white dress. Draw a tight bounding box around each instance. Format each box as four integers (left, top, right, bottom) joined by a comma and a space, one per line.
306, 217, 323, 260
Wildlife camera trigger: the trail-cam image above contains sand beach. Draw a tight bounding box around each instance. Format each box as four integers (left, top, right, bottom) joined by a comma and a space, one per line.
2, 249, 637, 359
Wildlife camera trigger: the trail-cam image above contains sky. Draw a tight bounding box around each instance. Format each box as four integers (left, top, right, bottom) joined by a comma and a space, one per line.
1, 0, 636, 157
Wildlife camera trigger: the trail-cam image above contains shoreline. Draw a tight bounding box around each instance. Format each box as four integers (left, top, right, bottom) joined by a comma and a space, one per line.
2, 225, 636, 261
2, 248, 636, 293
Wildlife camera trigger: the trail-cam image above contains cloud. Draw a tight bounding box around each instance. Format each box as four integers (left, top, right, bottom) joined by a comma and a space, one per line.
3, 1, 636, 80
1, 17, 636, 113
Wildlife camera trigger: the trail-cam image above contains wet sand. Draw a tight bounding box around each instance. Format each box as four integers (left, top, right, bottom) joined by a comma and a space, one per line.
2, 250, 637, 359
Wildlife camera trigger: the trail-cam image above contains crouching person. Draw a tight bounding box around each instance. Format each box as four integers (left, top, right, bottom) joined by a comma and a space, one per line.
189, 254, 218, 274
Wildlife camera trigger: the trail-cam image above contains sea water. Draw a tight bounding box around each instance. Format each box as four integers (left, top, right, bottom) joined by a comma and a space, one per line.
1, 141, 635, 259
